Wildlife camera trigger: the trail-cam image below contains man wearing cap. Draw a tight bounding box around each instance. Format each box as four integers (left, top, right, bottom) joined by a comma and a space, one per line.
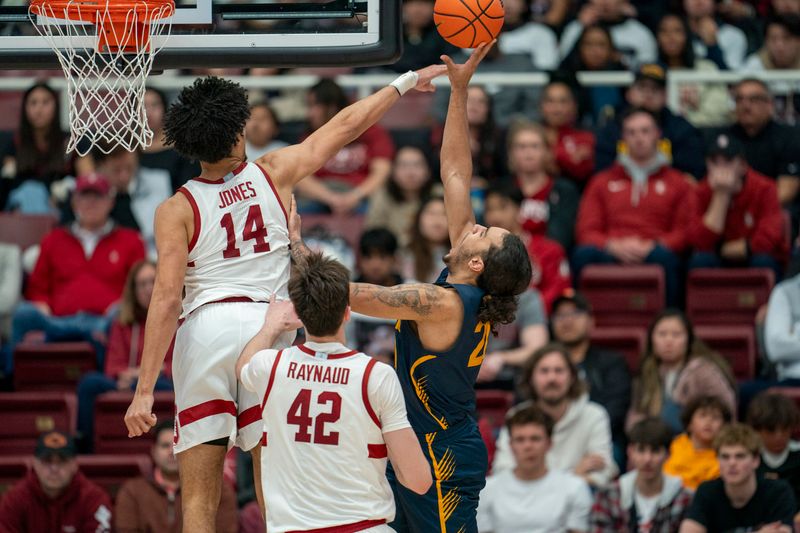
0, 430, 112, 532
550, 291, 631, 463
6, 173, 145, 372
594, 64, 706, 180
687, 133, 787, 279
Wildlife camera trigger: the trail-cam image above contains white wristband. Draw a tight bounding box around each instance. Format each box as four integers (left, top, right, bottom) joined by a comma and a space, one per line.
390, 71, 419, 96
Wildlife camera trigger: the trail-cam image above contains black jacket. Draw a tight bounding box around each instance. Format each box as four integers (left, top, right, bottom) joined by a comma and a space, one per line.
580, 345, 632, 443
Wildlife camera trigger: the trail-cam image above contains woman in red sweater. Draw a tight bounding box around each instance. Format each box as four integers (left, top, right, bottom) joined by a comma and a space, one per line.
76, 260, 173, 452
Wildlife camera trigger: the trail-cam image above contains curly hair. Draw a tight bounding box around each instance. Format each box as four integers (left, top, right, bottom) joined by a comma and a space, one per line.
477, 233, 532, 328
163, 77, 250, 163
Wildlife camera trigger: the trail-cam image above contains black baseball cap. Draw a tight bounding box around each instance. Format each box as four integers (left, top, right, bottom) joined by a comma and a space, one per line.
706, 133, 745, 160
551, 290, 593, 315
634, 63, 667, 88
35, 430, 76, 459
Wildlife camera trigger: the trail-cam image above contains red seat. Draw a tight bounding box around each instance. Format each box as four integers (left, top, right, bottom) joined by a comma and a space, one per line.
301, 214, 364, 251
475, 389, 514, 432
0, 212, 57, 251
695, 325, 756, 381
94, 391, 175, 454
686, 269, 775, 326
76, 454, 151, 499
13, 342, 96, 392
0, 456, 32, 498
590, 326, 647, 373
0, 392, 76, 455
579, 265, 665, 329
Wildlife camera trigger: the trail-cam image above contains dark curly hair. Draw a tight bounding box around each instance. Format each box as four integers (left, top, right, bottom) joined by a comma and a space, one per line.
163, 77, 250, 163
477, 233, 532, 328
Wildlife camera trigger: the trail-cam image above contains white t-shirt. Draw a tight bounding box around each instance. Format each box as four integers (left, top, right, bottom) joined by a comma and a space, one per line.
477, 469, 592, 533
634, 492, 660, 530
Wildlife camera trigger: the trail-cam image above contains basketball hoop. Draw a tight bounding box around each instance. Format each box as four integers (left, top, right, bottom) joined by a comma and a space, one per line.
29, 0, 175, 156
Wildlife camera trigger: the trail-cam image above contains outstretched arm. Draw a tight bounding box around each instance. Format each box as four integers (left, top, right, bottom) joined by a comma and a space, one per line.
439, 43, 494, 246
125, 194, 191, 437
349, 282, 459, 322
260, 65, 446, 196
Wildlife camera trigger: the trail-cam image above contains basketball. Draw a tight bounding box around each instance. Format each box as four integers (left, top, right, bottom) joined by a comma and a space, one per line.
433, 0, 504, 49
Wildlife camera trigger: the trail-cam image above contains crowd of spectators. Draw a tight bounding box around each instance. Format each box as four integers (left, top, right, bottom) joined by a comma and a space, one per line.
4, 0, 800, 530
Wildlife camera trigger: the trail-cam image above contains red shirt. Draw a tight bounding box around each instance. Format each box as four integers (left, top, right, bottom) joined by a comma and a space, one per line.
576, 163, 695, 252
554, 126, 596, 183
519, 178, 554, 236
312, 124, 395, 187
689, 168, 787, 260
26, 225, 146, 316
527, 235, 572, 313
104, 320, 174, 380
0, 470, 112, 533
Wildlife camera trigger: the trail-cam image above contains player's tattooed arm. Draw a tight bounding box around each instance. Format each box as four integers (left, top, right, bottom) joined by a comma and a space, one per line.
350, 282, 455, 321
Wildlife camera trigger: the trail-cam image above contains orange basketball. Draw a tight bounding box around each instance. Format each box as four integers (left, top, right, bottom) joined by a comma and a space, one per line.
434, 0, 504, 49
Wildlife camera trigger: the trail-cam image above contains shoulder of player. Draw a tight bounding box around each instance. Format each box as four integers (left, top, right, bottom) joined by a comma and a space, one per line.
402, 283, 462, 318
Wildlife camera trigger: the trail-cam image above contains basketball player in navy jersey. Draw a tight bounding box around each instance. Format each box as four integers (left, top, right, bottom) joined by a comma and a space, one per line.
289, 43, 532, 532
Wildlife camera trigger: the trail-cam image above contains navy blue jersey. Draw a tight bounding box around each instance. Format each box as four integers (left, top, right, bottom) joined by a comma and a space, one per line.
394, 269, 489, 435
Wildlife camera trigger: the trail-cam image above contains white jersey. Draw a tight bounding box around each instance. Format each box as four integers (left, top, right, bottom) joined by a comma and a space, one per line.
178, 162, 290, 317
240, 341, 412, 533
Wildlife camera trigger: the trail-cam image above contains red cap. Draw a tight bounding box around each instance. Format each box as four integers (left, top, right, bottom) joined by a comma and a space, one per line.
75, 173, 111, 196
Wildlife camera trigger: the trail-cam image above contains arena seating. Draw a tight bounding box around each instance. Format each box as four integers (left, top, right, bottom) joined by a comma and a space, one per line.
0, 456, 31, 497
475, 389, 514, 433
0, 212, 57, 251
0, 392, 76, 454
686, 268, 775, 327
695, 325, 756, 381
301, 213, 364, 250
76, 454, 152, 498
579, 265, 665, 329
590, 326, 647, 373
93, 391, 175, 454
13, 342, 96, 392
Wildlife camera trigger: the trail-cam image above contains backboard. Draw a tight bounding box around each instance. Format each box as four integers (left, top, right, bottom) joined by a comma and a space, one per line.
0, 0, 401, 70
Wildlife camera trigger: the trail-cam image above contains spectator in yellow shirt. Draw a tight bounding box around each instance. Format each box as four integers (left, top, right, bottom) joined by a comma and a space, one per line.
663, 395, 732, 489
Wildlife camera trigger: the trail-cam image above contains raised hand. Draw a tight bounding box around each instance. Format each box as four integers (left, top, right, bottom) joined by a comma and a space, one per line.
440, 40, 495, 90
413, 64, 448, 93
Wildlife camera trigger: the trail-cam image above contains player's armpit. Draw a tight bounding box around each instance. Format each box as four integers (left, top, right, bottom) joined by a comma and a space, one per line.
384, 427, 432, 495
349, 282, 457, 321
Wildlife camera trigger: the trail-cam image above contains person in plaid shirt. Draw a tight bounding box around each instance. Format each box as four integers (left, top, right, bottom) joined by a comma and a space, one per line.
590, 418, 693, 532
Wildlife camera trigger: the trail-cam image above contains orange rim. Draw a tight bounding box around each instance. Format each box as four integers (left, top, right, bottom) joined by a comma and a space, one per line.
30, 0, 174, 52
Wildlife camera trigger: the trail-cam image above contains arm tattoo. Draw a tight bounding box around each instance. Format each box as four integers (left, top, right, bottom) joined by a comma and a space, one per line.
352, 283, 441, 317
289, 238, 311, 264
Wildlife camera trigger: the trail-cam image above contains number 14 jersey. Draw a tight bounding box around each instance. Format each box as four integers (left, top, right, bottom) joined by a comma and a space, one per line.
177, 162, 290, 318
240, 341, 411, 533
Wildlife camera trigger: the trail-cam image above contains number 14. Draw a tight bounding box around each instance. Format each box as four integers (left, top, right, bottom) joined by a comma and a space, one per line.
220, 205, 270, 258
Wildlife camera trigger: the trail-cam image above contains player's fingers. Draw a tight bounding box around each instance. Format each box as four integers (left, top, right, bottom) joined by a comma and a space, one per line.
440, 55, 455, 68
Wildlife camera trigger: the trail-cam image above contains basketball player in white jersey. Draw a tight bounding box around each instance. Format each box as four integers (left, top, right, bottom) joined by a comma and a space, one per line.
123, 69, 444, 532
236, 251, 432, 532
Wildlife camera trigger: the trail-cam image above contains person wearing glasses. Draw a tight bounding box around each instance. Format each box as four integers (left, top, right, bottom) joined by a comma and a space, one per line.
722, 78, 800, 207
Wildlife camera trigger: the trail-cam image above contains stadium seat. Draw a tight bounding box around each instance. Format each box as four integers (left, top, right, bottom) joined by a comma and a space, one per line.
0, 456, 32, 498
301, 213, 364, 251
0, 212, 57, 251
695, 325, 756, 381
475, 389, 514, 433
13, 342, 96, 392
579, 265, 665, 329
686, 269, 775, 327
0, 392, 76, 455
590, 326, 647, 373
94, 391, 175, 454
76, 454, 151, 499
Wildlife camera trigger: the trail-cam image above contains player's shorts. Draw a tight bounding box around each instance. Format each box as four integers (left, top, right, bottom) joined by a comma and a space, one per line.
173, 300, 295, 454
388, 419, 488, 533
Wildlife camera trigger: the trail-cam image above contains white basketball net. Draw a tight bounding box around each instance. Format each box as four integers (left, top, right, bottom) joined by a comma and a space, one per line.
29, 0, 174, 156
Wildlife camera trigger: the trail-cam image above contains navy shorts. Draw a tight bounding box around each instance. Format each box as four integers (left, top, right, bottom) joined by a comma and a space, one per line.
388, 421, 488, 533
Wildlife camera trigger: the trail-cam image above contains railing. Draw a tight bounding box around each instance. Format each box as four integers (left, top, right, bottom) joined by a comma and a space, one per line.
1, 69, 799, 126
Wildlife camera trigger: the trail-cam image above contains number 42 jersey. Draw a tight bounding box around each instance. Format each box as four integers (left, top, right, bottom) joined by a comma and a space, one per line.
240, 341, 412, 533
177, 162, 290, 318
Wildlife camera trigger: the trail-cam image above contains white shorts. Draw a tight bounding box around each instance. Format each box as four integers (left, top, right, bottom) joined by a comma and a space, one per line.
173, 301, 295, 454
